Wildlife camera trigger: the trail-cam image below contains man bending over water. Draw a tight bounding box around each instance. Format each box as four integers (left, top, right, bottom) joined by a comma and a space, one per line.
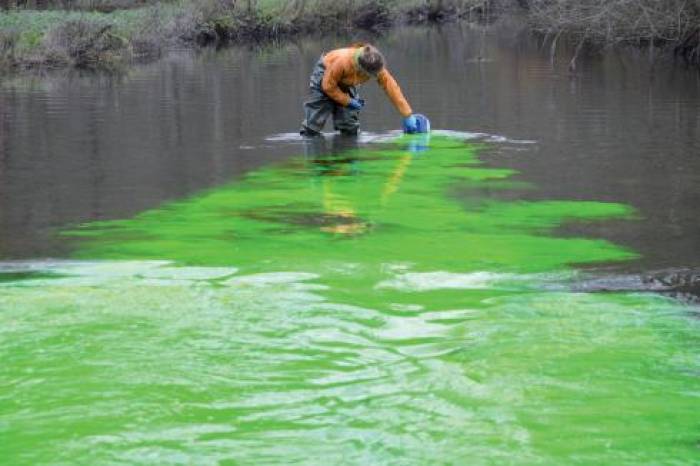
300, 44, 419, 136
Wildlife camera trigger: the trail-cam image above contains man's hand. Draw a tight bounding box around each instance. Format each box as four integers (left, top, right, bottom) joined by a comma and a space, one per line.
402, 115, 418, 133
348, 98, 365, 110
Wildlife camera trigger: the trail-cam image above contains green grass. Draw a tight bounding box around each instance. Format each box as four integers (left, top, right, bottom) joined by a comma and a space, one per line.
0, 0, 484, 70
0, 8, 151, 51
0, 0, 451, 52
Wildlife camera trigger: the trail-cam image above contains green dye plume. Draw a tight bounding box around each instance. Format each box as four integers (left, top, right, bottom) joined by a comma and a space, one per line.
1, 136, 697, 465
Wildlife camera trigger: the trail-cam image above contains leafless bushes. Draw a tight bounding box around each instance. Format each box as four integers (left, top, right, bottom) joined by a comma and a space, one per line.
169, 0, 270, 44
62, 0, 150, 13
528, 0, 697, 42
0, 28, 19, 67
402, 0, 499, 23
291, 0, 393, 34
525, 0, 700, 65
12, 0, 700, 73
170, 0, 397, 45
42, 19, 128, 68
130, 4, 165, 59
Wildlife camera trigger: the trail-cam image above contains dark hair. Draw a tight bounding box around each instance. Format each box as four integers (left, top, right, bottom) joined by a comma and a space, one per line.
358, 45, 385, 75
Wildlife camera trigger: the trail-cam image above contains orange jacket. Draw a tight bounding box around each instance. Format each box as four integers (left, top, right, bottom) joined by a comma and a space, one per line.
321, 46, 413, 118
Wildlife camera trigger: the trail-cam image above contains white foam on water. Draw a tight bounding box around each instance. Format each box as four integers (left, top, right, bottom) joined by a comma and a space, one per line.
265, 129, 537, 146
376, 271, 521, 292
265, 131, 399, 144
375, 270, 576, 292
0, 260, 239, 287
430, 130, 537, 145
0, 259, 169, 275
137, 266, 239, 281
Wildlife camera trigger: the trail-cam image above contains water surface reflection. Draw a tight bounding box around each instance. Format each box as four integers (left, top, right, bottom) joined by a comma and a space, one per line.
1, 23, 699, 270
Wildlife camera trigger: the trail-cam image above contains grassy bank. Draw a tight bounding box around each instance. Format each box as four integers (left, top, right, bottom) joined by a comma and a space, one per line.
0, 6, 171, 69
0, 0, 492, 72
3, 0, 700, 73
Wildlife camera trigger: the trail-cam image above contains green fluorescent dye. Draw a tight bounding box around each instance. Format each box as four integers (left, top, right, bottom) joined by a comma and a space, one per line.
66, 136, 636, 274
1, 136, 698, 464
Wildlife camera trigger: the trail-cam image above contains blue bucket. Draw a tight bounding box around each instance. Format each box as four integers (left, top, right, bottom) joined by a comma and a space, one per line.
408, 114, 431, 134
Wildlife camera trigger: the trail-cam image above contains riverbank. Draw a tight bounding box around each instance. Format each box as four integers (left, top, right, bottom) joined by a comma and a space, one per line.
2, 0, 700, 74
0, 0, 493, 73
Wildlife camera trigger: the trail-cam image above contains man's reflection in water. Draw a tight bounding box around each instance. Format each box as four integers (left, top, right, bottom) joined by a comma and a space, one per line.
303, 135, 365, 235
302, 134, 360, 174
302, 134, 429, 236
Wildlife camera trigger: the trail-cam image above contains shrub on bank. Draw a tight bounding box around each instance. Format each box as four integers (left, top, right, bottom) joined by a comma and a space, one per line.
0, 0, 409, 70
0, 27, 19, 67
42, 19, 128, 68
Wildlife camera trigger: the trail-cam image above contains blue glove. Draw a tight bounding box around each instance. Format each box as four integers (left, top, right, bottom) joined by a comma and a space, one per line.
402, 115, 418, 134
348, 98, 364, 110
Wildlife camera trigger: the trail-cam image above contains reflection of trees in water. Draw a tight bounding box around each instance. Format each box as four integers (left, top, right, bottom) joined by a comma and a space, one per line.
0, 95, 6, 163
0, 89, 61, 257
0, 48, 312, 257
0, 95, 7, 256
2, 25, 699, 268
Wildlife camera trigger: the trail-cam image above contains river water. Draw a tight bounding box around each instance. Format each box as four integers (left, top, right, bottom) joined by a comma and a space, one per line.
1, 22, 699, 464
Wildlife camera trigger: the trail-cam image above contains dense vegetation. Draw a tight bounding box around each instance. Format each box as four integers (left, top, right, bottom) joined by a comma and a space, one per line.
1, 0, 699, 72
0, 1, 488, 70
523, 0, 700, 66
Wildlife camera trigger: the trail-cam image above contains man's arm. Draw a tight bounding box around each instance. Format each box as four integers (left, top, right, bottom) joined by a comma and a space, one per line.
321, 62, 352, 107
377, 69, 413, 117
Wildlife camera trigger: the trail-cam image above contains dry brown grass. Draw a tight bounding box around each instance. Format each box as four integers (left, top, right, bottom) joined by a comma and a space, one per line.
42, 18, 129, 68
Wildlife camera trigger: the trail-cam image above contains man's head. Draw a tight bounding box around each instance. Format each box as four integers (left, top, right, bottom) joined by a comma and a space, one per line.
357, 45, 385, 76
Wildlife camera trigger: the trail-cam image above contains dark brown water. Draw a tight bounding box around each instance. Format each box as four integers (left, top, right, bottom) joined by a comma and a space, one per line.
1, 22, 699, 272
